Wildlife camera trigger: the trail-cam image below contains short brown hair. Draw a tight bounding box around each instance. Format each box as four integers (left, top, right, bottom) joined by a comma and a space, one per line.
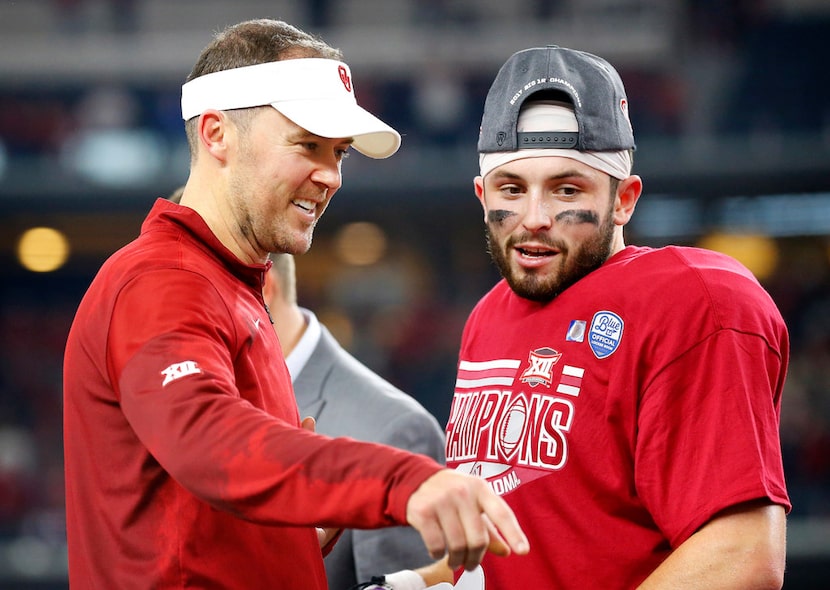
184, 19, 343, 158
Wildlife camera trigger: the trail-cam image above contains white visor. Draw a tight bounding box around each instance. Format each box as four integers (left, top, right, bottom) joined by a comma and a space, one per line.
479, 101, 632, 179
181, 58, 401, 159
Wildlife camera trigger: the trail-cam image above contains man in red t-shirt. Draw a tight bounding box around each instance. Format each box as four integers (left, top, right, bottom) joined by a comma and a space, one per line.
444, 45, 790, 588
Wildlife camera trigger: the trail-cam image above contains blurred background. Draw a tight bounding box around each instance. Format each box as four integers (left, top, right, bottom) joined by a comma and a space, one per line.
0, 0, 829, 587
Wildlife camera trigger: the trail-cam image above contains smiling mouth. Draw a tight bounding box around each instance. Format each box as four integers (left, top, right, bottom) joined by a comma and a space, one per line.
516, 246, 557, 258
293, 198, 315, 213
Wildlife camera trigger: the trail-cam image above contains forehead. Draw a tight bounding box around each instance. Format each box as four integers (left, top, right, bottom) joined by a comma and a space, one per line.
256, 107, 353, 145
487, 154, 607, 184
252, 107, 307, 136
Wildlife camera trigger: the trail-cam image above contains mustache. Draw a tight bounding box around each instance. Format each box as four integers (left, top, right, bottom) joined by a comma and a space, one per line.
485, 225, 566, 252
507, 232, 566, 251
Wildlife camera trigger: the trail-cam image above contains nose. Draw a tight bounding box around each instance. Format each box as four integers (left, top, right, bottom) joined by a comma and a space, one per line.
311, 159, 342, 194
522, 194, 553, 232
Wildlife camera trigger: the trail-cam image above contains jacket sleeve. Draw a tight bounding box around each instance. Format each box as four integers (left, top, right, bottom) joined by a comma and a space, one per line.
110, 270, 443, 530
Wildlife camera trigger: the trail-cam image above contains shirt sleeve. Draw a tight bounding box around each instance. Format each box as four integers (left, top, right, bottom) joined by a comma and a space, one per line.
109, 270, 442, 530
634, 328, 790, 547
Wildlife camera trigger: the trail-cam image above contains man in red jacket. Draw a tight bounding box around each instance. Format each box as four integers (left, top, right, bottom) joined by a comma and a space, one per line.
62, 19, 528, 589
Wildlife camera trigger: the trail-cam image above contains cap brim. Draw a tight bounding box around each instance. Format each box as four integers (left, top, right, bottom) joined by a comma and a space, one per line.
273, 100, 401, 159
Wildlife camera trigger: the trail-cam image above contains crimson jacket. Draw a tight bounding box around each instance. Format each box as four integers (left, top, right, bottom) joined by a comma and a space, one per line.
63, 199, 441, 589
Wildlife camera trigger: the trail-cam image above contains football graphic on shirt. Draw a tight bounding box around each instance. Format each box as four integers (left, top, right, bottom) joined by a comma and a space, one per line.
497, 395, 528, 459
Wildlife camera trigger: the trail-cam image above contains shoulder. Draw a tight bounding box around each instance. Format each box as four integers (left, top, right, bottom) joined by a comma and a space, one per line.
608, 245, 768, 298
322, 331, 431, 415
328, 342, 436, 413
607, 245, 785, 337
85, 219, 252, 340
309, 329, 444, 445
80, 230, 222, 322
97, 210, 209, 283
467, 279, 517, 321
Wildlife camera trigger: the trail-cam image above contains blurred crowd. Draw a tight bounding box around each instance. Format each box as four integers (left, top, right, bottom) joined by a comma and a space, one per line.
1, 1, 827, 162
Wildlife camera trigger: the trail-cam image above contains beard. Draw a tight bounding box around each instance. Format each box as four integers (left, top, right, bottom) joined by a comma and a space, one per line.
228, 171, 319, 257
486, 206, 616, 302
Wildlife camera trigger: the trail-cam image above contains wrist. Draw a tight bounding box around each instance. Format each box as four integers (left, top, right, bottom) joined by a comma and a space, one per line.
384, 570, 427, 590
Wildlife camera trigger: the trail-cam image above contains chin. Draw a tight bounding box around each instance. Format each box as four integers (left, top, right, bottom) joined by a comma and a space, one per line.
274, 236, 312, 256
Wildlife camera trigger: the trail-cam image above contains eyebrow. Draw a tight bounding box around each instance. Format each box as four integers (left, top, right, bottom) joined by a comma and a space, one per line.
489, 168, 592, 183
288, 129, 355, 146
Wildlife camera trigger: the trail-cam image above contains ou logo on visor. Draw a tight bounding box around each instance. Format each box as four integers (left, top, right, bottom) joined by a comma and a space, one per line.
338, 65, 352, 93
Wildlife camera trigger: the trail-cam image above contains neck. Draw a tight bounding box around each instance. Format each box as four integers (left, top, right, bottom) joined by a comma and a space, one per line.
180, 174, 266, 265
271, 302, 308, 356
609, 229, 627, 258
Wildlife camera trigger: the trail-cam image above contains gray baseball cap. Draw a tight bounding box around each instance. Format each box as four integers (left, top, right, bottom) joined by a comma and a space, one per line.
478, 45, 635, 154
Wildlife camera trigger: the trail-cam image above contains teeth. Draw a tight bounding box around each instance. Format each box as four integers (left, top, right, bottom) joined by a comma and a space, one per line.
519, 247, 551, 257
294, 199, 315, 212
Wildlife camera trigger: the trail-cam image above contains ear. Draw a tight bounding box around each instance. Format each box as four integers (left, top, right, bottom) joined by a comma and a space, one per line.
613, 174, 642, 227
474, 175, 488, 223
197, 110, 230, 163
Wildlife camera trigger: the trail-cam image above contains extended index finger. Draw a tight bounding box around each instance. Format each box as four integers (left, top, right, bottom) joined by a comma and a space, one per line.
483, 515, 510, 557
478, 491, 529, 556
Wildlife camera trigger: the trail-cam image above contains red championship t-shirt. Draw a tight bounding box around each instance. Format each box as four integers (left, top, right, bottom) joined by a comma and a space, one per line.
445, 245, 790, 589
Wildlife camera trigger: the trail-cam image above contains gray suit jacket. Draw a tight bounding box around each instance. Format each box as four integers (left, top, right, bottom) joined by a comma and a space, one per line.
293, 325, 447, 590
